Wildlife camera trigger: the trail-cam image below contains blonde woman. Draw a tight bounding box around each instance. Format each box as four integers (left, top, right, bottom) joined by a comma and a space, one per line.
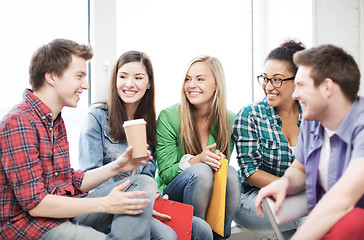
155, 55, 240, 239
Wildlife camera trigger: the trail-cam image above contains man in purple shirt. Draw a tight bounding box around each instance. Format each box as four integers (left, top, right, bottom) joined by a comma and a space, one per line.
255, 44, 364, 239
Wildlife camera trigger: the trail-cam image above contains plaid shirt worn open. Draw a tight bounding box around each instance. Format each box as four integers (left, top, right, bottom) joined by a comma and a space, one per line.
233, 98, 302, 193
0, 89, 85, 240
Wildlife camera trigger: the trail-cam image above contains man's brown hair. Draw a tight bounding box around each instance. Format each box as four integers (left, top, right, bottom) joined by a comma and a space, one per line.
29, 38, 93, 91
293, 44, 360, 102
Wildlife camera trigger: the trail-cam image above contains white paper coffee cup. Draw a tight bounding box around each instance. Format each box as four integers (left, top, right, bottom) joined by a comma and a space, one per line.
123, 119, 148, 158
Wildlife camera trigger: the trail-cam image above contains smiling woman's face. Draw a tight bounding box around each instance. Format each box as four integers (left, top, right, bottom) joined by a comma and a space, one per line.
116, 61, 149, 107
183, 61, 217, 110
262, 59, 296, 108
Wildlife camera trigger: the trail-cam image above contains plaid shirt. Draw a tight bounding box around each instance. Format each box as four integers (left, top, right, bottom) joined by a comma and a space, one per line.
0, 89, 85, 240
233, 98, 302, 193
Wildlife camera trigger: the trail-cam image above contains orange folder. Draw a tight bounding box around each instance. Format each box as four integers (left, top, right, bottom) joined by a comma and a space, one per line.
206, 157, 228, 236
153, 198, 193, 240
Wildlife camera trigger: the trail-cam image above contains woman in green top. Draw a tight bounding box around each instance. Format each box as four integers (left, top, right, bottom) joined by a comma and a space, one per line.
155, 55, 240, 239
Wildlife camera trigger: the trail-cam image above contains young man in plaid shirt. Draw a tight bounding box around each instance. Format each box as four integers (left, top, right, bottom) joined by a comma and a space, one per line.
0, 39, 157, 240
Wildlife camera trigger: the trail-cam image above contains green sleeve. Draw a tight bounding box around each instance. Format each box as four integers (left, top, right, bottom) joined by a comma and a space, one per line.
155, 105, 183, 187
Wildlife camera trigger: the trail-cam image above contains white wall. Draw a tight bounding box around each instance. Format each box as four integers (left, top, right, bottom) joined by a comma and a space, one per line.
91, 0, 253, 115
90, 0, 315, 111
0, 0, 89, 169
0, 0, 88, 115
121, 0, 253, 115
252, 0, 313, 102
89, 0, 117, 103
313, 0, 364, 96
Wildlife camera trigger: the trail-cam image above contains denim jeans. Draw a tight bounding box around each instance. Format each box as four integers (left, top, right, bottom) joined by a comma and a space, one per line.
150, 219, 178, 240
234, 187, 304, 239
163, 163, 241, 239
40, 175, 160, 240
191, 216, 214, 240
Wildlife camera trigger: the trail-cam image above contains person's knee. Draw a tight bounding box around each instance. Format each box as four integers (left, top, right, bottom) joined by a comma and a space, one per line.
142, 174, 157, 187
226, 166, 241, 206
188, 163, 214, 186
129, 175, 157, 197
151, 220, 178, 240
161, 229, 178, 240
227, 165, 238, 181
191, 216, 213, 240
227, 166, 240, 190
152, 226, 178, 240
233, 190, 274, 232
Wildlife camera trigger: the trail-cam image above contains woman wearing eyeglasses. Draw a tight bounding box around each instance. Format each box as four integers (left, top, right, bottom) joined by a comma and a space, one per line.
233, 40, 305, 237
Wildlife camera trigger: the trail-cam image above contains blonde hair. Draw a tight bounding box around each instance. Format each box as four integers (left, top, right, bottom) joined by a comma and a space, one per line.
179, 55, 230, 157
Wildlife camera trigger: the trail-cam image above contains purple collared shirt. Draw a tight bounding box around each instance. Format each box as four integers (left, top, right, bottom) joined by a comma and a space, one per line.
296, 96, 364, 212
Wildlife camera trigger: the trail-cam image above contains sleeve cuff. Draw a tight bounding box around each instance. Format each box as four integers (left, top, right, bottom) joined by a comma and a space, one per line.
178, 154, 194, 170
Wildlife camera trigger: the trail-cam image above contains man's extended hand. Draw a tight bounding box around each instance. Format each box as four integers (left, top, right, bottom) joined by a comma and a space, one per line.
255, 177, 289, 217
103, 180, 150, 215
113, 146, 153, 173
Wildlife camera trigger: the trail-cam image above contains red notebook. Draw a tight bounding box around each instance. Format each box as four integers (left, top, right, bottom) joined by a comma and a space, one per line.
153, 198, 193, 240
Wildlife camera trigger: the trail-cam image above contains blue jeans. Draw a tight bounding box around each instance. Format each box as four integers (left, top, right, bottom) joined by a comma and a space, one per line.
191, 216, 214, 240
40, 175, 176, 240
234, 187, 304, 239
150, 220, 178, 240
163, 163, 241, 239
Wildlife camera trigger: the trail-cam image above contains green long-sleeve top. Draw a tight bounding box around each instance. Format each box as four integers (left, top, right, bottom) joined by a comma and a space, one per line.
155, 104, 236, 191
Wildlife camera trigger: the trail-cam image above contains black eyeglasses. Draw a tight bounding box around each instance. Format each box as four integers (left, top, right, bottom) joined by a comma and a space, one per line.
257, 75, 295, 88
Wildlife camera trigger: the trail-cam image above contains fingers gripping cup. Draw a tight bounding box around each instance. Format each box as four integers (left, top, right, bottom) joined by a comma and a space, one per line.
123, 119, 148, 158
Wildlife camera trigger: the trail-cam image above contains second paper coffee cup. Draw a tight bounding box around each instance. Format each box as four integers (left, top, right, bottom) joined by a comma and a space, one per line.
123, 119, 148, 158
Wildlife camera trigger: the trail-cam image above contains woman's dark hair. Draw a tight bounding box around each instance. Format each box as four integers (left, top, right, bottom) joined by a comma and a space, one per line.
266, 39, 305, 75
107, 51, 157, 145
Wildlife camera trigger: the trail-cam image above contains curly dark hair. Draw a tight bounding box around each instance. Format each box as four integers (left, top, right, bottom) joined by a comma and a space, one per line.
265, 39, 305, 75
